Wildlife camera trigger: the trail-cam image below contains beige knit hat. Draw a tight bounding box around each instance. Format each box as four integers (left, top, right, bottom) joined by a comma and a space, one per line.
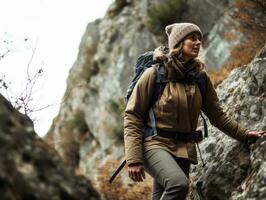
165, 23, 202, 50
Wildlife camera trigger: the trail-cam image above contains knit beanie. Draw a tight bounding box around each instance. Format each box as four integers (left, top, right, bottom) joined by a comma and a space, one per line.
165, 23, 202, 50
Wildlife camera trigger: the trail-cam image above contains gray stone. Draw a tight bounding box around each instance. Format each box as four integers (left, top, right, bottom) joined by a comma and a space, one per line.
189, 45, 266, 200
0, 94, 101, 200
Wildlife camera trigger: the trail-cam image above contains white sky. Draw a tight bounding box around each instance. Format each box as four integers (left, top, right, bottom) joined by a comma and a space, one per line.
0, 0, 113, 136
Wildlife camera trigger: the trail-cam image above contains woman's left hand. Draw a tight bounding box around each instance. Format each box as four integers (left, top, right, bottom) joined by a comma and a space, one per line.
246, 130, 266, 143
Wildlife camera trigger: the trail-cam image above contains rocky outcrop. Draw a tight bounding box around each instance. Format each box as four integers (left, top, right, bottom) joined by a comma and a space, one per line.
47, 0, 160, 181
0, 94, 100, 200
189, 45, 266, 199
182, 0, 229, 35
203, 0, 266, 69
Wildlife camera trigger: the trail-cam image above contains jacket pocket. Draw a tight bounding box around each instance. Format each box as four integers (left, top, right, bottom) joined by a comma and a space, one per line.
157, 84, 177, 119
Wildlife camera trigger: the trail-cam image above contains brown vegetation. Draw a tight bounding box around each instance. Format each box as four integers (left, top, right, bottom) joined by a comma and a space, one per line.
209, 0, 266, 87
96, 159, 152, 200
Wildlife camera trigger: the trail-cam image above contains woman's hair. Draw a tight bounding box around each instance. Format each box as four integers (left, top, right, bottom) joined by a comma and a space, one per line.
169, 42, 183, 57
168, 40, 207, 71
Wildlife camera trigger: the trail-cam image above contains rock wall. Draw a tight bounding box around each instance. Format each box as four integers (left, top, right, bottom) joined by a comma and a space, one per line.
0, 94, 101, 200
203, 0, 266, 69
189, 45, 266, 199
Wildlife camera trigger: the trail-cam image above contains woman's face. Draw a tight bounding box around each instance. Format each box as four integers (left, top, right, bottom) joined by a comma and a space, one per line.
181, 32, 201, 59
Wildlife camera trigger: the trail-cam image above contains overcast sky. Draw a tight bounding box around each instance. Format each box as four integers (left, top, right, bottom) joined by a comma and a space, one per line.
0, 0, 113, 136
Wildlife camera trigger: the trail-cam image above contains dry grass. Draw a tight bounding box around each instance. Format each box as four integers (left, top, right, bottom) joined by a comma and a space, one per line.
208, 67, 232, 87
95, 159, 152, 200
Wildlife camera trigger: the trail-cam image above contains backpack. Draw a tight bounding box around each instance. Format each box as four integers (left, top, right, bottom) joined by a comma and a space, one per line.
125, 51, 208, 138
125, 51, 155, 101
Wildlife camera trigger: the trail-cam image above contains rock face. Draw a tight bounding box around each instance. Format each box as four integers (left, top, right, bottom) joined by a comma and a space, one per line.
189, 45, 266, 199
0, 94, 100, 199
45, 0, 266, 198
203, 0, 266, 69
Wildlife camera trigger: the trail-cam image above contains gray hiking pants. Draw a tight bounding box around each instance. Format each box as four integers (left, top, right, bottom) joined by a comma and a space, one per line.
143, 149, 190, 200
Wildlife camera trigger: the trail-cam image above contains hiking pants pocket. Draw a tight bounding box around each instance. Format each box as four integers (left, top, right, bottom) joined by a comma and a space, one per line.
143, 149, 190, 200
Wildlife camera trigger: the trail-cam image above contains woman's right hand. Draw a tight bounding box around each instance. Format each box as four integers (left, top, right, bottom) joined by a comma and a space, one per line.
127, 163, 146, 182
246, 130, 266, 143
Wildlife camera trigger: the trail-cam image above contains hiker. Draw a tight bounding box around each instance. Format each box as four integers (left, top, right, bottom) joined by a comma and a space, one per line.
123, 22, 265, 200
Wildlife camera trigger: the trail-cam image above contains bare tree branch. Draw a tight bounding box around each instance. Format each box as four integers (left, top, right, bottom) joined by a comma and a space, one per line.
26, 38, 38, 79
0, 49, 10, 60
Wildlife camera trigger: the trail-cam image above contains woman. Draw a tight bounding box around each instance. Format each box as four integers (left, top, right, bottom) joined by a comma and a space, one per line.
123, 22, 265, 200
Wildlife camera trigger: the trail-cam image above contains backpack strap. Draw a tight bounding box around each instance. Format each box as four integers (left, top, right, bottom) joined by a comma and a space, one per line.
148, 108, 158, 138
196, 71, 208, 105
195, 71, 208, 138
200, 112, 208, 138
146, 64, 167, 138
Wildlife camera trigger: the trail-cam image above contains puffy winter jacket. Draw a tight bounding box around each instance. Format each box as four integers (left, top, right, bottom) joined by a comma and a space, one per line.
124, 46, 248, 166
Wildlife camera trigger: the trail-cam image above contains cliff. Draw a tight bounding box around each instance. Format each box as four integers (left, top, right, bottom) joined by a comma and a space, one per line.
0, 94, 101, 199
190, 45, 266, 200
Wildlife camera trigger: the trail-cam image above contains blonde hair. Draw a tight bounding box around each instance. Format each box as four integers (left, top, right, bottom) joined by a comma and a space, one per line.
169, 42, 183, 57
168, 41, 207, 71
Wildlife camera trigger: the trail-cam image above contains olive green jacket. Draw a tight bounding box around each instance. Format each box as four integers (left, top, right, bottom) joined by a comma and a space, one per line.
124, 46, 248, 166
